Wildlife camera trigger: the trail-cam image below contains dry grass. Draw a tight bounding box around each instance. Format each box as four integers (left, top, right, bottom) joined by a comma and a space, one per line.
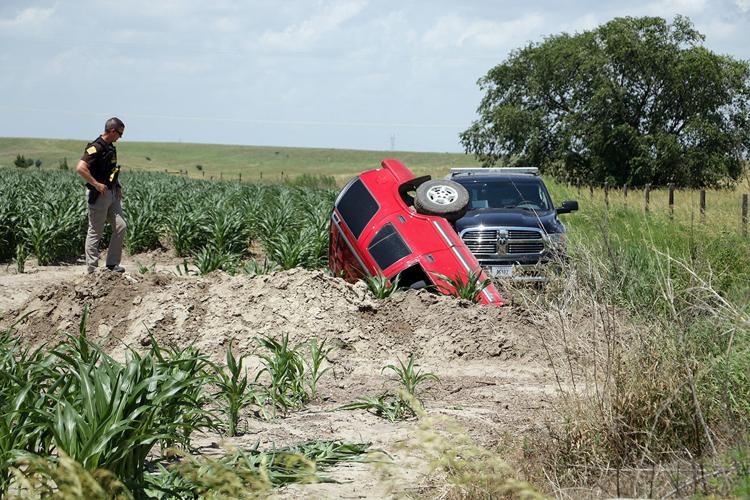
504, 240, 750, 498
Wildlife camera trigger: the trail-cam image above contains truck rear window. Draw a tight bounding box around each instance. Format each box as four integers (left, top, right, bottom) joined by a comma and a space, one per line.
368, 223, 411, 271
336, 179, 379, 239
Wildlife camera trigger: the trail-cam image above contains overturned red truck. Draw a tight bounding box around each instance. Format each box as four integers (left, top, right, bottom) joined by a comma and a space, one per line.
328, 159, 504, 306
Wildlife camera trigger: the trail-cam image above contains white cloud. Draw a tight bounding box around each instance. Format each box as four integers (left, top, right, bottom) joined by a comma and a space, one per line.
566, 13, 599, 33
697, 18, 739, 40
643, 0, 707, 16
212, 16, 242, 34
422, 13, 545, 50
158, 60, 212, 75
259, 0, 368, 50
737, 0, 750, 11
0, 5, 56, 30
45, 49, 80, 76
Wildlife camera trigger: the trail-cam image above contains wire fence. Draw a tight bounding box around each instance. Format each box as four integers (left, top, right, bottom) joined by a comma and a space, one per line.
565, 179, 749, 237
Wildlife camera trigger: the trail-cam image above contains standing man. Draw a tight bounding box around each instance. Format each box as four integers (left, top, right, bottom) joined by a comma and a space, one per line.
75, 117, 127, 274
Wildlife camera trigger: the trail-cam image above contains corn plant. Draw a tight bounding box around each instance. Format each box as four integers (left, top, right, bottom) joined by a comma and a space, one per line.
365, 273, 402, 299
383, 354, 439, 398
191, 247, 240, 275
305, 339, 334, 400
124, 191, 163, 254
340, 354, 438, 422
135, 260, 156, 274
21, 214, 63, 265
210, 341, 261, 437
432, 269, 492, 303
163, 206, 205, 257
238, 258, 280, 276
0, 340, 54, 493
255, 333, 307, 416
201, 208, 250, 256
299, 199, 332, 268
144, 440, 372, 497
0, 197, 19, 260
150, 340, 216, 449
15, 243, 27, 273
264, 232, 310, 270
173, 259, 197, 276
30, 310, 214, 490
255, 199, 299, 247
339, 393, 414, 422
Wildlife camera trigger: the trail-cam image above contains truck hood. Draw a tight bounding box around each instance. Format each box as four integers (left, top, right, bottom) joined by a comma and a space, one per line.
454, 209, 564, 234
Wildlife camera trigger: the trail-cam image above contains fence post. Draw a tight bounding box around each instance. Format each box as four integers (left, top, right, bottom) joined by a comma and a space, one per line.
604, 181, 609, 208
742, 193, 748, 237
239, 173, 242, 183
220, 172, 223, 181
668, 183, 675, 219
576, 178, 581, 196
589, 184, 594, 198
700, 190, 706, 223
623, 184, 628, 208
644, 184, 651, 213
260, 171, 263, 180
202, 170, 205, 178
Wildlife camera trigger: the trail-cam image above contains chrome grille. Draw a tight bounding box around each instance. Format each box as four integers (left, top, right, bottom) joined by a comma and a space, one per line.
509, 230, 542, 240
508, 242, 544, 253
461, 227, 546, 256
461, 230, 497, 254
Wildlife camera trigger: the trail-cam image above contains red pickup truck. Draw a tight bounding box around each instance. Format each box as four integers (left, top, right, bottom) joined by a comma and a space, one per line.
328, 159, 504, 306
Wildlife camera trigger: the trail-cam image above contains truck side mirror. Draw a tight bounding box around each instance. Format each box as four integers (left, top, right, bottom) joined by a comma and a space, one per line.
557, 200, 579, 214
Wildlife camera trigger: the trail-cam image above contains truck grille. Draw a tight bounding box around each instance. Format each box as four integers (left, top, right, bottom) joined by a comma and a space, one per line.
461, 228, 546, 255
508, 242, 545, 253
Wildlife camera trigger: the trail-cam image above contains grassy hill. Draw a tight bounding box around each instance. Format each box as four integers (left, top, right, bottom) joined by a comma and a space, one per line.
0, 137, 480, 183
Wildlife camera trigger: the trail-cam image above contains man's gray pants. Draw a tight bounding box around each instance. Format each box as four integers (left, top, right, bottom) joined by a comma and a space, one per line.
85, 190, 127, 273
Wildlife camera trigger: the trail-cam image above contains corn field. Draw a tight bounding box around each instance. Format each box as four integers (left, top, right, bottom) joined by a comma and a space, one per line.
0, 168, 336, 272
0, 306, 371, 497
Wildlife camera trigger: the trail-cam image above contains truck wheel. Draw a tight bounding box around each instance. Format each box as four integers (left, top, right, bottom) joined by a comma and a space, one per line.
414, 179, 469, 221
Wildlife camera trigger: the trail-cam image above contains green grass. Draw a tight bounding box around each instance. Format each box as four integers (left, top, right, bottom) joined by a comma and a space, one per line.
0, 137, 480, 184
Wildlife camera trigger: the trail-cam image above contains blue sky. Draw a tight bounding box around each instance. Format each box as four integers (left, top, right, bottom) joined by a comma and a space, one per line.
1, 0, 748, 152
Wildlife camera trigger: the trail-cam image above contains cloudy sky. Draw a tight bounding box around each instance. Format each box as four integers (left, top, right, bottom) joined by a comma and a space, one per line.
1, 0, 748, 152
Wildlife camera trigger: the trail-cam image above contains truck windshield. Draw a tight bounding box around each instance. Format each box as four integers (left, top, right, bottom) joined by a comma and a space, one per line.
463, 181, 552, 211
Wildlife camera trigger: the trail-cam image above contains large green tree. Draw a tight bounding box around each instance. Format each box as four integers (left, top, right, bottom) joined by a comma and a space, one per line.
460, 16, 750, 187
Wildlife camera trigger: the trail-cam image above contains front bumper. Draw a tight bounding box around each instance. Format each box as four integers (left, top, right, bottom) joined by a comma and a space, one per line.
481, 262, 551, 282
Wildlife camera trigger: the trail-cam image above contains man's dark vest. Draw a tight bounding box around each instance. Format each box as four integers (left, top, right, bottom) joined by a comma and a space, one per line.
83, 136, 119, 189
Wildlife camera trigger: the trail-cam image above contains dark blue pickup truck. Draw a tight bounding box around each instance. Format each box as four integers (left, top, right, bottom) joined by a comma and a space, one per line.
449, 168, 578, 281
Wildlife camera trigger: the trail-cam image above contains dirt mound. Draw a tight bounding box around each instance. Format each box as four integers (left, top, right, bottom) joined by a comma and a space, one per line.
2, 269, 541, 368
2, 264, 605, 496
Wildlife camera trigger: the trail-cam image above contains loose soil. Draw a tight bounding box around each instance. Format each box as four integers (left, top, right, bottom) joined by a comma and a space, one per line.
0, 253, 604, 498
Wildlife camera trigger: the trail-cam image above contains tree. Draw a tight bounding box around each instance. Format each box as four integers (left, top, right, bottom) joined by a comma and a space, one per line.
460, 16, 750, 188
14, 154, 29, 169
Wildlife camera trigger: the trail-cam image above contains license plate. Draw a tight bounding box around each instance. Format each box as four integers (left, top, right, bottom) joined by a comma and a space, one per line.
489, 265, 513, 278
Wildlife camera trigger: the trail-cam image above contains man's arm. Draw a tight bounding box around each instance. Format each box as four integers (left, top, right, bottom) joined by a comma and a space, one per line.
75, 160, 107, 194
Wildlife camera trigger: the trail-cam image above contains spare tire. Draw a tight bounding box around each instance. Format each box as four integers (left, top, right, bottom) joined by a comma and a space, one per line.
414, 179, 469, 221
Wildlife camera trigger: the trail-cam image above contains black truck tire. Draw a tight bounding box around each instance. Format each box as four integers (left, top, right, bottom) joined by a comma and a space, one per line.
414, 179, 469, 221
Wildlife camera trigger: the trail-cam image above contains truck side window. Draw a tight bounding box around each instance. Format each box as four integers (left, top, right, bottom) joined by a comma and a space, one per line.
367, 223, 411, 271
336, 179, 379, 239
